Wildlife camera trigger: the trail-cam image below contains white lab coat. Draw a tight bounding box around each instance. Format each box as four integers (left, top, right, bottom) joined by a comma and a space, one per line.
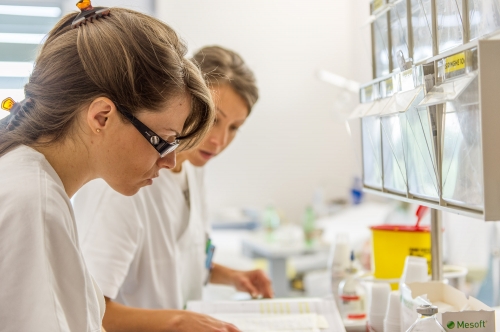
0, 145, 105, 332
73, 161, 209, 309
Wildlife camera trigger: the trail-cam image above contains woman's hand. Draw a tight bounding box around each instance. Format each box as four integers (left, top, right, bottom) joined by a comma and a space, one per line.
170, 311, 241, 332
210, 264, 274, 299
102, 296, 239, 332
230, 269, 274, 298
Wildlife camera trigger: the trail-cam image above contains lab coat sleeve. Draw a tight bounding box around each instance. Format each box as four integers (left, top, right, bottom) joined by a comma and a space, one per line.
73, 179, 144, 300
0, 174, 101, 332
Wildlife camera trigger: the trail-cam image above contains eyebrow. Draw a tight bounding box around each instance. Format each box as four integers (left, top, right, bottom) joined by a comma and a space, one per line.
217, 108, 227, 118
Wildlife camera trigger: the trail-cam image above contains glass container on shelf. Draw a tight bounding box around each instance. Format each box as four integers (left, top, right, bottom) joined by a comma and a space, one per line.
381, 85, 425, 195
362, 115, 383, 189
441, 75, 483, 210
381, 114, 407, 194
390, 0, 410, 71
437, 0, 464, 53
374, 12, 391, 77
417, 49, 483, 210
411, 0, 433, 63
362, 81, 392, 190
469, 0, 500, 41
403, 104, 440, 200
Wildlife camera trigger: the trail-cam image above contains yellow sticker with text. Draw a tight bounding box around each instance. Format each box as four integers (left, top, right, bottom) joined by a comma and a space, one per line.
373, 0, 384, 11
445, 52, 466, 74
364, 85, 373, 100
1, 97, 15, 111
385, 78, 393, 93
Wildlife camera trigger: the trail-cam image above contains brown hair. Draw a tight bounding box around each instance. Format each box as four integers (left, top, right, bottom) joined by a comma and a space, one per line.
0, 8, 214, 157
192, 46, 258, 113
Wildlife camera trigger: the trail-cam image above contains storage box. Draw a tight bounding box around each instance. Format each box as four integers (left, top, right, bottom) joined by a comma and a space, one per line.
400, 282, 495, 332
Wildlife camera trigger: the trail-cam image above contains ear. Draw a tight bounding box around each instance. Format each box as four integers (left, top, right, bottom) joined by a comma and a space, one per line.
86, 97, 116, 133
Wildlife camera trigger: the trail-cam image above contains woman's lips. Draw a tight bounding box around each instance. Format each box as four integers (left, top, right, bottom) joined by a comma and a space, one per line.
199, 150, 215, 160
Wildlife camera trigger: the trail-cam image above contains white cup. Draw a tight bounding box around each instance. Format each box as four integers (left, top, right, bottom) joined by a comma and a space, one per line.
368, 282, 391, 315
367, 283, 391, 332
384, 290, 401, 325
400, 256, 428, 285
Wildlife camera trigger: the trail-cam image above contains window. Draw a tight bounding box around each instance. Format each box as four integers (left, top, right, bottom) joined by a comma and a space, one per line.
0, 0, 62, 119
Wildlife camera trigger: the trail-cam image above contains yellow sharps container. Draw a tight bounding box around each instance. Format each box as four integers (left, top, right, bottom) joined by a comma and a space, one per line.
370, 225, 431, 289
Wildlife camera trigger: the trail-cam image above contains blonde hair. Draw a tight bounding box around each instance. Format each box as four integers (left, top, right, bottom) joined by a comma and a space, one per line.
192, 46, 258, 113
0, 8, 214, 156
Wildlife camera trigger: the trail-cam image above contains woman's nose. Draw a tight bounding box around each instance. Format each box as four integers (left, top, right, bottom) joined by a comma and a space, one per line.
209, 128, 228, 148
157, 151, 176, 169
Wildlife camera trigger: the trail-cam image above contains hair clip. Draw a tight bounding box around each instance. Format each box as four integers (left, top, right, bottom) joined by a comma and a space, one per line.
72, 0, 110, 29
1, 97, 15, 111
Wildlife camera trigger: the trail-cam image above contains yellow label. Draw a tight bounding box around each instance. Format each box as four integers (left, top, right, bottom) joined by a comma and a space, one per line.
445, 52, 466, 74
373, 0, 384, 11
385, 78, 393, 94
1, 97, 15, 111
364, 85, 373, 99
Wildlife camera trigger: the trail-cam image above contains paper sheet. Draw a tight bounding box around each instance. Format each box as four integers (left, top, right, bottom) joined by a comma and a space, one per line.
212, 313, 326, 331
187, 298, 345, 332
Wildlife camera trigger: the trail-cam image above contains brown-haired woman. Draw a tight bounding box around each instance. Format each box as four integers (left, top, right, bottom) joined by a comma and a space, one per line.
0, 7, 241, 332
73, 45, 270, 331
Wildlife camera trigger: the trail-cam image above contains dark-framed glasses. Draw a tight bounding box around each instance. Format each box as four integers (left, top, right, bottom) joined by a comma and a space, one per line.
115, 104, 180, 158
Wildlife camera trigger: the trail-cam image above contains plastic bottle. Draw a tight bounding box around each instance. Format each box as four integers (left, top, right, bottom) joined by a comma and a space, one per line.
350, 177, 363, 205
338, 251, 366, 321
406, 305, 446, 332
302, 206, 316, 246
263, 205, 280, 232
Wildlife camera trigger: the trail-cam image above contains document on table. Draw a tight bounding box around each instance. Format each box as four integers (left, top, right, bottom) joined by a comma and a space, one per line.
187, 298, 346, 332
212, 313, 327, 331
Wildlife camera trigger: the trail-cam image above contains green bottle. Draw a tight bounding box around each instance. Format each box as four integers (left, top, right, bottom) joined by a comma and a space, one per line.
303, 206, 316, 246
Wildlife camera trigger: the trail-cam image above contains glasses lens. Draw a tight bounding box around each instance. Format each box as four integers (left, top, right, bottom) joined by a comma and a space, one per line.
159, 141, 179, 158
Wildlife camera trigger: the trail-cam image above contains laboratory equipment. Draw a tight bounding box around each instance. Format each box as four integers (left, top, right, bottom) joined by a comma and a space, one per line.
356, 39, 500, 221
263, 205, 280, 233
411, 0, 434, 63
367, 283, 391, 332
329, 234, 351, 307
302, 206, 316, 246
405, 305, 446, 332
370, 224, 430, 282
390, 0, 410, 70
372, 1, 392, 77
400, 256, 429, 286
338, 251, 366, 321
469, 0, 500, 41
436, 0, 464, 54
384, 291, 401, 332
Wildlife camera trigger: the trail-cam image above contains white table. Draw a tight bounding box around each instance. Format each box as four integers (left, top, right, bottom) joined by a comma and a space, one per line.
241, 232, 330, 297
188, 297, 346, 332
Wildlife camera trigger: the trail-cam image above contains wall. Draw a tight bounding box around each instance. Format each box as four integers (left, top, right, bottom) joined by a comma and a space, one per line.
156, 0, 372, 223
2, 0, 372, 223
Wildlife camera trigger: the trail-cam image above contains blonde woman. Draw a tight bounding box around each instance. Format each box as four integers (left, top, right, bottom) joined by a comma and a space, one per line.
73, 46, 272, 331
0, 6, 235, 332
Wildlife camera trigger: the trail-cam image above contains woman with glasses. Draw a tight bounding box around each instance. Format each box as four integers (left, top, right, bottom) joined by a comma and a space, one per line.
0, 6, 239, 332
73, 46, 272, 332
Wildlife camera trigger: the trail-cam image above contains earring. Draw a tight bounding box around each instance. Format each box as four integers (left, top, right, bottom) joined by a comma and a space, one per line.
96, 129, 101, 133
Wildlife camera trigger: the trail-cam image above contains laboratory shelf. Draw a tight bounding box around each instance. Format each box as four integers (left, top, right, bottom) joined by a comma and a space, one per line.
355, 38, 500, 221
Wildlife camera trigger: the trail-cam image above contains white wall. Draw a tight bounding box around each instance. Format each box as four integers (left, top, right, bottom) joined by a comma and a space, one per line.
156, 0, 372, 223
